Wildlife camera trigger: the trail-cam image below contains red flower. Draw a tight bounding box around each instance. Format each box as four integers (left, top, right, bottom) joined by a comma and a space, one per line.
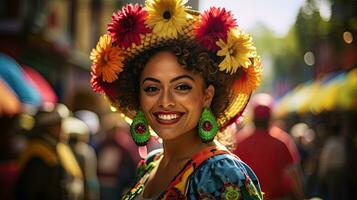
194, 7, 237, 51
90, 73, 104, 94
107, 4, 151, 48
90, 73, 117, 100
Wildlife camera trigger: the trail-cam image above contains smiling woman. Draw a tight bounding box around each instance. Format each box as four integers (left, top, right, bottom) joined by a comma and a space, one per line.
89, 0, 263, 199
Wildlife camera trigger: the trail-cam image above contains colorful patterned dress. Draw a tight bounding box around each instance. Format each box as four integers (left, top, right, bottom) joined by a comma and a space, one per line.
122, 146, 263, 200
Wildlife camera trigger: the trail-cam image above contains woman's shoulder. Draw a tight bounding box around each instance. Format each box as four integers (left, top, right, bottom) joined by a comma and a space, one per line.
201, 153, 258, 180
188, 152, 263, 199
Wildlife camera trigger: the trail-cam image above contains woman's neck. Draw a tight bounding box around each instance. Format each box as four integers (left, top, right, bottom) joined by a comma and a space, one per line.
161, 130, 214, 165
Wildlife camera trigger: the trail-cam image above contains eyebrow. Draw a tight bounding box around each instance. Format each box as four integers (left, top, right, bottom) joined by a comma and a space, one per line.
142, 75, 195, 84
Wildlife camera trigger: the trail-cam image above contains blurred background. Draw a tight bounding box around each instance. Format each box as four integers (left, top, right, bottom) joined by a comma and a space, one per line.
0, 0, 356, 200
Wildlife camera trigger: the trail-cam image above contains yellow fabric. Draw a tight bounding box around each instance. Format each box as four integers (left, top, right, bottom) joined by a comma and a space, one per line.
18, 140, 58, 170
56, 142, 83, 178
174, 166, 194, 193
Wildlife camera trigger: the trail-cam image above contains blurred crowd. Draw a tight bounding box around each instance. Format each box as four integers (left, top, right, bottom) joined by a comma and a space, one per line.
0, 52, 148, 200
0, 104, 145, 200
233, 93, 356, 200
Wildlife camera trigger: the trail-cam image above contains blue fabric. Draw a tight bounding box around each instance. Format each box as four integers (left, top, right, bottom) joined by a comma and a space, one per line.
187, 154, 262, 199
0, 53, 41, 106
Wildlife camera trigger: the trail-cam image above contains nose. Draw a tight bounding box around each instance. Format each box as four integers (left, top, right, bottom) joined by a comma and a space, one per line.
159, 88, 175, 109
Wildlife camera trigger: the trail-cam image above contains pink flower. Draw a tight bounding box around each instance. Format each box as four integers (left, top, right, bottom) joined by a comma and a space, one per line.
108, 4, 151, 48
194, 7, 237, 51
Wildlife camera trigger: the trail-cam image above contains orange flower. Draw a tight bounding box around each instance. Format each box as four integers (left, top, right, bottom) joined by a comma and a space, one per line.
233, 56, 262, 94
90, 34, 124, 82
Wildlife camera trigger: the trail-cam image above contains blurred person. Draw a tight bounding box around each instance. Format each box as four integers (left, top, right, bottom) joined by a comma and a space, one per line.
234, 93, 304, 200
15, 104, 83, 200
290, 123, 316, 172
74, 110, 101, 150
63, 116, 100, 200
290, 122, 318, 199
0, 115, 27, 200
97, 113, 140, 199
317, 111, 347, 200
302, 117, 330, 198
340, 111, 357, 200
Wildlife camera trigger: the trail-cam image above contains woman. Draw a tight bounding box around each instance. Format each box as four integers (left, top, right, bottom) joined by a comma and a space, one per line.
89, 0, 263, 199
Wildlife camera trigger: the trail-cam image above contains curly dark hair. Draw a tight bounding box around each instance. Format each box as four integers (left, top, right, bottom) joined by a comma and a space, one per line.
113, 39, 240, 120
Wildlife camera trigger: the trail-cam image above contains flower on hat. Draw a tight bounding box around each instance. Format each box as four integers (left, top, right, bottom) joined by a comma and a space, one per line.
216, 29, 256, 74
90, 73, 105, 94
233, 56, 262, 94
90, 73, 118, 100
145, 0, 189, 38
90, 34, 124, 83
194, 7, 237, 51
108, 4, 151, 48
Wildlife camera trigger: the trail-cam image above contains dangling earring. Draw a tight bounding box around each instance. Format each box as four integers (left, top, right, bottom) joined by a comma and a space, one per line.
130, 110, 150, 146
198, 107, 218, 143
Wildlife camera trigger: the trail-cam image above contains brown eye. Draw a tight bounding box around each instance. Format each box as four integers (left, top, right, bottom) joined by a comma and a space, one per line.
175, 84, 192, 91
143, 86, 159, 93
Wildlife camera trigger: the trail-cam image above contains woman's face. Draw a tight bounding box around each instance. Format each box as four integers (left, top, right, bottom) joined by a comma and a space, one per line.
139, 51, 214, 141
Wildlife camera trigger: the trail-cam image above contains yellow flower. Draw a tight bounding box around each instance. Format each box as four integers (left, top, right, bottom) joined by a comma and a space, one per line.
145, 0, 189, 38
90, 34, 124, 82
216, 29, 256, 74
233, 56, 262, 94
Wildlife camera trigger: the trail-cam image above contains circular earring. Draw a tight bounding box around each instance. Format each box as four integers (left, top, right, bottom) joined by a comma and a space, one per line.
198, 107, 218, 143
130, 110, 151, 146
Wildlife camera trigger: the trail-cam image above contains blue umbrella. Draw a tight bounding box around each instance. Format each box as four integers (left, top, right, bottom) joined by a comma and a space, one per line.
0, 53, 42, 106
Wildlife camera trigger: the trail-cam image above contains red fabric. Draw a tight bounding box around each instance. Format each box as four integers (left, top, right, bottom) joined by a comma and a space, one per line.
234, 127, 299, 200
269, 126, 300, 164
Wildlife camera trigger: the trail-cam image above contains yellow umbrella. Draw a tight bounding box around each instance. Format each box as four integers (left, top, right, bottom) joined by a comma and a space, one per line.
310, 72, 346, 114
298, 80, 321, 114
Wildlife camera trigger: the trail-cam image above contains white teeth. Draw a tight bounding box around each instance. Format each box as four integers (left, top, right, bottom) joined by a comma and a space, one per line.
157, 114, 179, 120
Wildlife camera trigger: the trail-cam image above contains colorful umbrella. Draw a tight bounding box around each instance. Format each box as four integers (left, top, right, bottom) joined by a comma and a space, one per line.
0, 53, 42, 106
310, 72, 346, 114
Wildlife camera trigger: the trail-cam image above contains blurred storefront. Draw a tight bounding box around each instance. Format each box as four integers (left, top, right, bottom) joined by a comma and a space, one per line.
0, 0, 125, 114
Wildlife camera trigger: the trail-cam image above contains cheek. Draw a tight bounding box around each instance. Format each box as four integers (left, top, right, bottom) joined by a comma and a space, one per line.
186, 88, 205, 103
176, 92, 205, 110
139, 93, 157, 111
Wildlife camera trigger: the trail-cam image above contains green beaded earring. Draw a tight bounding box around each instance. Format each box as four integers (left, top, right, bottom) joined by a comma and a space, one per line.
198, 107, 218, 143
130, 110, 151, 146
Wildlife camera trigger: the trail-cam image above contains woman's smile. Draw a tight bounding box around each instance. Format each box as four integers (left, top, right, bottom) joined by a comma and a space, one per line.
153, 111, 184, 125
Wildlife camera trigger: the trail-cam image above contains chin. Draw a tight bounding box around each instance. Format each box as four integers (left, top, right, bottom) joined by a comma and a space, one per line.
154, 129, 179, 141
